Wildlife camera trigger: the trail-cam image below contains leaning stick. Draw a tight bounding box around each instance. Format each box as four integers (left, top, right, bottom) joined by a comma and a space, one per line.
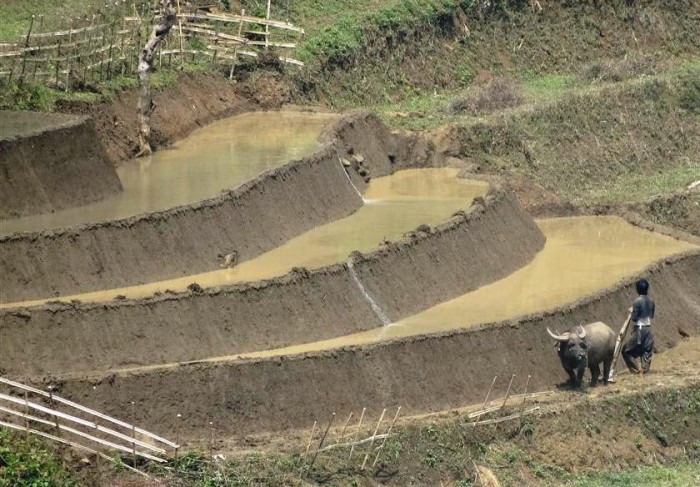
310, 412, 335, 467
482, 376, 498, 408
372, 406, 401, 467
326, 412, 353, 466
361, 408, 386, 470
610, 312, 633, 380
304, 420, 317, 456
519, 375, 531, 429
501, 374, 516, 407
348, 407, 366, 460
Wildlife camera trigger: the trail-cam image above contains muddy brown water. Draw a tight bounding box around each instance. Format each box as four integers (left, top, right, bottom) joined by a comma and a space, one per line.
1, 168, 488, 307
229, 216, 697, 359
0, 112, 337, 235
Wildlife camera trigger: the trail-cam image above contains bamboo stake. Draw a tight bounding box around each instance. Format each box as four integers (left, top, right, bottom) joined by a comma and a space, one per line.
304, 420, 317, 456
131, 401, 137, 468
176, 0, 184, 68
265, 0, 271, 49
372, 406, 401, 467
23, 391, 30, 438
361, 408, 386, 470
20, 15, 35, 83
326, 412, 353, 466
55, 38, 62, 87
502, 374, 516, 407
65, 19, 74, 91
519, 375, 531, 429
174, 413, 182, 461
229, 8, 245, 79
309, 412, 335, 467
348, 407, 366, 460
209, 421, 215, 458
482, 376, 498, 408
48, 387, 61, 438
474, 376, 497, 427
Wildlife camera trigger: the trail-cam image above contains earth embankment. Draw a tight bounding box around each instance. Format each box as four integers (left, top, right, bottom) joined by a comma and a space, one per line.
0, 188, 544, 376
0, 112, 122, 219
0, 144, 363, 303
43, 251, 700, 439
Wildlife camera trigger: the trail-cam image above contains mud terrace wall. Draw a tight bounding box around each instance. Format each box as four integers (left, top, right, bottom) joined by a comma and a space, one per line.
0, 144, 363, 302
40, 251, 700, 439
0, 111, 122, 219
0, 189, 544, 377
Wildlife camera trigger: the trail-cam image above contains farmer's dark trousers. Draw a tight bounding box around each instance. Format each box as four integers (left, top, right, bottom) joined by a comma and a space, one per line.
622, 326, 654, 373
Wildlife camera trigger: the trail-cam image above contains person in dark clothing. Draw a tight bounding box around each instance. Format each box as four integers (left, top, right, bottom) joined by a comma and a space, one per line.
622, 278, 655, 374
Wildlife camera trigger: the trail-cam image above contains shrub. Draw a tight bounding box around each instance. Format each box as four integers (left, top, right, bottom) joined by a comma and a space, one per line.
447, 76, 524, 115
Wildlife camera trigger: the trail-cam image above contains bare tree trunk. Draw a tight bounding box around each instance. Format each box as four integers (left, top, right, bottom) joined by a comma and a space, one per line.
137, 0, 177, 156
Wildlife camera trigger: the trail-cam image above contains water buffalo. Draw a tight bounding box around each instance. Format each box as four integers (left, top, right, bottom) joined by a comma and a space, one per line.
547, 321, 616, 388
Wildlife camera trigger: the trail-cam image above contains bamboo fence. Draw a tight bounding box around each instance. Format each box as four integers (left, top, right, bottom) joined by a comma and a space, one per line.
0, 376, 177, 478
0, 5, 304, 90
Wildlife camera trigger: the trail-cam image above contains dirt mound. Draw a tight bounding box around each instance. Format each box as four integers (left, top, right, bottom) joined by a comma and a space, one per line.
0, 111, 122, 219
41, 252, 700, 439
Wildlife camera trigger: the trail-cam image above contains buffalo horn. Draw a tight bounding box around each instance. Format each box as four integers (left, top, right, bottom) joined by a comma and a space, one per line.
546, 328, 569, 341
577, 325, 586, 339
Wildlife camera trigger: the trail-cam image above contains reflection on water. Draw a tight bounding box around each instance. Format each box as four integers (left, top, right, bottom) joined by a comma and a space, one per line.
2, 169, 487, 307
0, 112, 337, 235
233, 216, 697, 359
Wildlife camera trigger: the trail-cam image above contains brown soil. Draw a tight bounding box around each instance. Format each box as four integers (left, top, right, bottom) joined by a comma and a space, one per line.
0, 121, 544, 378
56, 72, 260, 166
37, 251, 700, 440
0, 111, 122, 219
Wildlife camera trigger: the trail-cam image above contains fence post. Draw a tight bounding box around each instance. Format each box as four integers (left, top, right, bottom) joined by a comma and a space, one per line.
65, 19, 74, 91
361, 408, 386, 470
19, 15, 36, 84
265, 0, 271, 49
55, 38, 62, 88
229, 9, 245, 79
176, 0, 184, 68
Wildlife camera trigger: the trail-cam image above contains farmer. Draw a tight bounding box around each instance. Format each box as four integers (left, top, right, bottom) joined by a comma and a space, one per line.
622, 278, 655, 374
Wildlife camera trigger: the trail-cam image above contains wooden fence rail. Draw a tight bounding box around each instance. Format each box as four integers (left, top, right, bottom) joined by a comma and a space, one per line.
0, 6, 304, 90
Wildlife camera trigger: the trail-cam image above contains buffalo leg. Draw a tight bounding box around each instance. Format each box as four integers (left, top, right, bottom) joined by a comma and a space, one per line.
589, 364, 600, 387
566, 369, 577, 386
575, 366, 585, 388
602, 356, 612, 385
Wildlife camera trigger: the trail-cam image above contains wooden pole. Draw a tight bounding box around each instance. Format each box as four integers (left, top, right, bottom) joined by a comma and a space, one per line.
65, 19, 74, 91
304, 420, 317, 456
20, 15, 36, 84
482, 376, 498, 408
610, 312, 633, 380
23, 391, 30, 438
176, 0, 184, 68
474, 376, 497, 427
310, 412, 335, 467
131, 401, 136, 469
229, 9, 245, 79
326, 412, 353, 466
519, 375, 531, 429
174, 413, 181, 461
348, 407, 366, 460
31, 15, 44, 82
55, 38, 62, 88
265, 0, 271, 49
372, 406, 401, 467
209, 422, 215, 458
48, 387, 61, 438
502, 374, 516, 408
361, 408, 386, 470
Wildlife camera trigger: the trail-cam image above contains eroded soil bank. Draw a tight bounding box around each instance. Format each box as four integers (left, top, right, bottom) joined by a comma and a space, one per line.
0, 111, 122, 219
36, 251, 700, 439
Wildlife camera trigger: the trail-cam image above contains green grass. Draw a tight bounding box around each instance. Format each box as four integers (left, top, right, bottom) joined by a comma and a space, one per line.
0, 0, 139, 41
0, 430, 78, 487
563, 462, 700, 487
